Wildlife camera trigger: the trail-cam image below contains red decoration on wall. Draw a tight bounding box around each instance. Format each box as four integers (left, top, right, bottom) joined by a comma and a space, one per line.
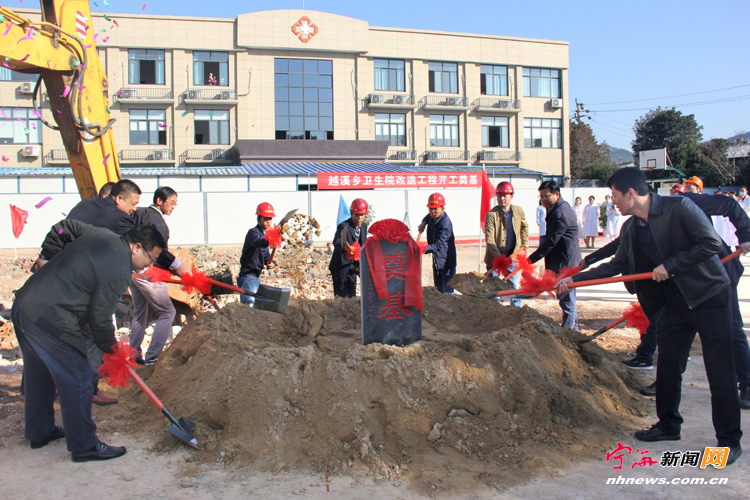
291, 16, 319, 43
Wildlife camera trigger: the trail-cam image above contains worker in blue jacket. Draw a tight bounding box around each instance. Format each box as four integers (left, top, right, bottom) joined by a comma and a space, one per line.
418, 193, 457, 294
329, 198, 369, 299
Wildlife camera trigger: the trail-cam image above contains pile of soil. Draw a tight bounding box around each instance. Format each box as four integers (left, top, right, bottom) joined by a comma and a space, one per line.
448, 271, 513, 296
99, 289, 648, 491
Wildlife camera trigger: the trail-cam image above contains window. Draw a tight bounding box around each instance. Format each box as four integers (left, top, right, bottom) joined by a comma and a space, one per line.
375, 114, 406, 146
0, 108, 41, 144
523, 68, 560, 98
374, 59, 405, 92
429, 62, 458, 94
274, 58, 334, 140
524, 118, 562, 148
193, 51, 228, 86
0, 68, 37, 82
194, 110, 230, 145
129, 110, 167, 145
128, 49, 165, 85
429, 115, 459, 147
482, 117, 509, 148
480, 65, 508, 96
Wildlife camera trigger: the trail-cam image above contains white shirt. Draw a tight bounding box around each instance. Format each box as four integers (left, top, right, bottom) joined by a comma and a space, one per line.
739, 195, 750, 214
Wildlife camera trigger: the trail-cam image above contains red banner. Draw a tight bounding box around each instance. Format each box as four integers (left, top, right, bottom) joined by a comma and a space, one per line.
317, 172, 481, 190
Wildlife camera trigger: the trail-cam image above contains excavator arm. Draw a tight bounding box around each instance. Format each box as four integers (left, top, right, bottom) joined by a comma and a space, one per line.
0, 0, 119, 199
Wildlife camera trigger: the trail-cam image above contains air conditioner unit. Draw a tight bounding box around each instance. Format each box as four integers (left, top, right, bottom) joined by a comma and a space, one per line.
19, 82, 34, 94
396, 150, 410, 160
427, 151, 442, 160
550, 98, 563, 108
21, 146, 40, 157
445, 97, 460, 106
220, 90, 234, 100
481, 150, 497, 161
392, 95, 404, 105
152, 151, 164, 160
496, 100, 509, 108
119, 89, 134, 99
187, 90, 198, 100
370, 94, 383, 104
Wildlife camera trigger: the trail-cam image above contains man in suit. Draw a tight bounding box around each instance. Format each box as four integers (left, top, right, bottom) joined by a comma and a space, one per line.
528, 180, 581, 329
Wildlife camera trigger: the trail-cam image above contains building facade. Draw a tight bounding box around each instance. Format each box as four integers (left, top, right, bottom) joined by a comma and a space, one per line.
0, 9, 570, 181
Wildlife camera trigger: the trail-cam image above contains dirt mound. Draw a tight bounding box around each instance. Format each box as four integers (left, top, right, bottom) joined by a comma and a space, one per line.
448, 271, 513, 296
100, 291, 648, 491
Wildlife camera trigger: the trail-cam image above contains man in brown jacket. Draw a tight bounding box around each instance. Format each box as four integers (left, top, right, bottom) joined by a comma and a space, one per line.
484, 181, 529, 307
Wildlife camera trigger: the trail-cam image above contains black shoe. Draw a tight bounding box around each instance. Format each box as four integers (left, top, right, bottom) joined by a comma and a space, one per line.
739, 385, 750, 410
635, 425, 681, 442
71, 441, 127, 463
640, 381, 656, 397
623, 357, 654, 370
144, 357, 157, 366
30, 426, 65, 449
135, 357, 145, 366
727, 445, 742, 466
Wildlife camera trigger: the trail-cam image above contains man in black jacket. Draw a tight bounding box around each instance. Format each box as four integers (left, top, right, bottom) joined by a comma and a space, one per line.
330, 198, 368, 298
557, 168, 742, 465
529, 180, 581, 329
12, 223, 165, 462
66, 179, 140, 235
239, 202, 277, 307
129, 186, 181, 364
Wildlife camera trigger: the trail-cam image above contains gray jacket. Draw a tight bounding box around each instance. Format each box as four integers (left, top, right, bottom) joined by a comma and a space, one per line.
572, 194, 728, 309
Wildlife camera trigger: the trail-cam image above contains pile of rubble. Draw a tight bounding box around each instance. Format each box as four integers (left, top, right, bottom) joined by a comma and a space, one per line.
180, 244, 335, 303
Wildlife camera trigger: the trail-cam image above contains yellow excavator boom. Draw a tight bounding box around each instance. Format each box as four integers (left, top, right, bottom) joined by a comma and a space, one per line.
0, 0, 120, 199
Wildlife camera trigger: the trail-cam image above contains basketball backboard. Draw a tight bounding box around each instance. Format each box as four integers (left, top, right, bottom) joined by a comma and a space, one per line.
639, 148, 667, 170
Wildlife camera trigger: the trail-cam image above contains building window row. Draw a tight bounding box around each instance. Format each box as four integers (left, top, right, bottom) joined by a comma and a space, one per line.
429, 114, 459, 147
193, 51, 228, 86
0, 68, 37, 82
374, 60, 559, 98
128, 49, 165, 85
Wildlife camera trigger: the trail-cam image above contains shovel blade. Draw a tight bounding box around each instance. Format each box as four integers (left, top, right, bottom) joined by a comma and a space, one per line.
253, 285, 291, 314
168, 420, 199, 449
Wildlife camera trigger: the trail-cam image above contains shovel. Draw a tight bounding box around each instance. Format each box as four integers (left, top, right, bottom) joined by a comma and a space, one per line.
573, 316, 628, 343
135, 273, 291, 314
127, 366, 199, 449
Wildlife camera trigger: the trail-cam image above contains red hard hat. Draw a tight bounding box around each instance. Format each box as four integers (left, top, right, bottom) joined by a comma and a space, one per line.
427, 192, 446, 208
684, 176, 704, 191
671, 184, 686, 193
350, 198, 368, 215
256, 202, 275, 217
495, 181, 514, 195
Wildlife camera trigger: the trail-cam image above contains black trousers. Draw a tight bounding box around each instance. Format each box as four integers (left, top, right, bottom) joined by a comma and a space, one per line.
333, 273, 357, 299
655, 286, 742, 447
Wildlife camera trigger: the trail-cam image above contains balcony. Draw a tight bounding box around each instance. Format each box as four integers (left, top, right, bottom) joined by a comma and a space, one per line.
385, 148, 417, 163
367, 94, 416, 110
179, 148, 234, 165
419, 95, 469, 111
472, 98, 521, 113
44, 148, 69, 164
422, 150, 470, 164
112, 88, 174, 106
181, 89, 238, 105
118, 149, 175, 164
475, 150, 522, 163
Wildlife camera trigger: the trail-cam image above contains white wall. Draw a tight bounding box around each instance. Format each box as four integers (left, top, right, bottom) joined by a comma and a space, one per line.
1, 174, 561, 248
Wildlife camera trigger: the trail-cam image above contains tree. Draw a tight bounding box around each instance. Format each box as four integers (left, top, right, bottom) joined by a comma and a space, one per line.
690, 138, 734, 186
570, 120, 609, 179
631, 107, 703, 173
581, 160, 619, 185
